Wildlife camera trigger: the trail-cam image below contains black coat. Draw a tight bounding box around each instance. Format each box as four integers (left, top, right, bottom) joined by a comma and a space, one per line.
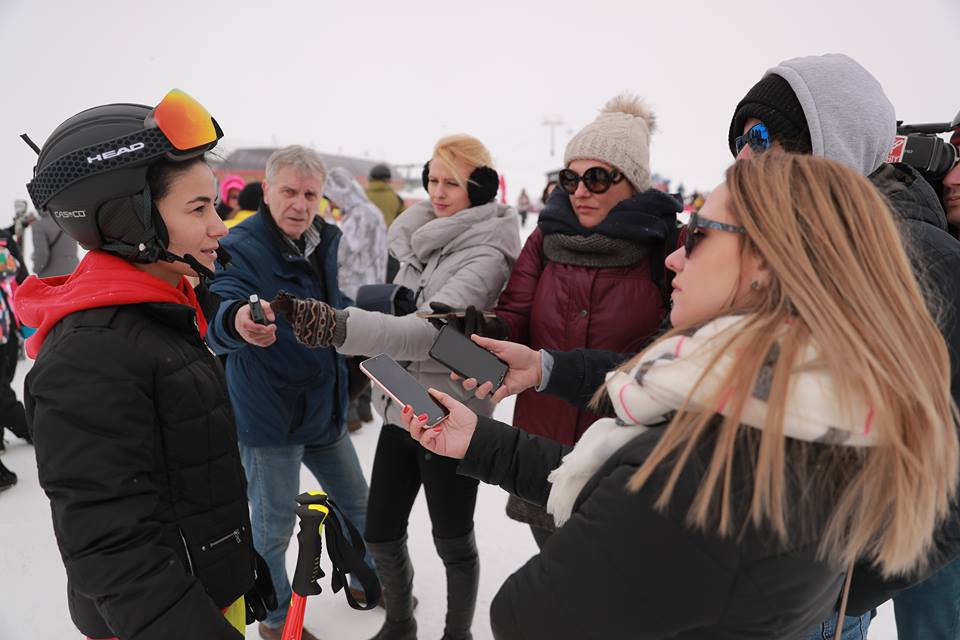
461, 418, 843, 639
25, 301, 255, 640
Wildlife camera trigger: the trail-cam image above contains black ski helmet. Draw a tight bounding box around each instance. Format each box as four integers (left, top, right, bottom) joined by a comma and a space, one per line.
23, 89, 223, 266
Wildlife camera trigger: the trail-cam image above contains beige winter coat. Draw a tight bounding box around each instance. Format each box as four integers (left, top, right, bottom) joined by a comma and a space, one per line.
337, 199, 521, 426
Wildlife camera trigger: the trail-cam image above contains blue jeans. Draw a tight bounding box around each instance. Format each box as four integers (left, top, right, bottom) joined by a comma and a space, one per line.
893, 556, 960, 639
805, 610, 874, 639
240, 433, 374, 629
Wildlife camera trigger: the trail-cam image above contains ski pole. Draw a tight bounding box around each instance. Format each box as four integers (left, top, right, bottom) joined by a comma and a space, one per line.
280, 491, 329, 640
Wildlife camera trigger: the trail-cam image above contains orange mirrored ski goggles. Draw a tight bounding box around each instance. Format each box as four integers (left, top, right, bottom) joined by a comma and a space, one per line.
147, 88, 222, 151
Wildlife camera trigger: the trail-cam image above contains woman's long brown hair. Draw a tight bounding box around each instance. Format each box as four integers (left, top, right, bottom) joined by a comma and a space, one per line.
608, 153, 957, 576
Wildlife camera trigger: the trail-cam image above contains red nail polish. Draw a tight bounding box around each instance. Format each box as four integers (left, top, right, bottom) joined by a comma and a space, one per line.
418, 414, 427, 422
433, 426, 443, 432
402, 405, 410, 415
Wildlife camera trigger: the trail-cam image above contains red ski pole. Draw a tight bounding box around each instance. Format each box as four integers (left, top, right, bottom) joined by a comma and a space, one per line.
281, 491, 330, 640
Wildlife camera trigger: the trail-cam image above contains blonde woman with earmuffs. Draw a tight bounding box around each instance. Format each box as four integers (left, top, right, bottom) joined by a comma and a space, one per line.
271, 134, 520, 640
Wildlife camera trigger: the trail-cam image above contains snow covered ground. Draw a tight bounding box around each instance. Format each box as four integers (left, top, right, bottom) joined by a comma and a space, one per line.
0, 215, 900, 638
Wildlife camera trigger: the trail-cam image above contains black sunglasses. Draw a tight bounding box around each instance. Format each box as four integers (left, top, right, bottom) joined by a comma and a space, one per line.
684, 211, 747, 257
558, 166, 625, 195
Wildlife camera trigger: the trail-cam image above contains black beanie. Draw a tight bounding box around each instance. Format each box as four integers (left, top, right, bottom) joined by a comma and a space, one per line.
369, 164, 391, 181
728, 73, 812, 157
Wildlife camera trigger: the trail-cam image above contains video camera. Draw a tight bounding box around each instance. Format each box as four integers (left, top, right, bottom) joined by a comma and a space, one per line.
886, 110, 960, 180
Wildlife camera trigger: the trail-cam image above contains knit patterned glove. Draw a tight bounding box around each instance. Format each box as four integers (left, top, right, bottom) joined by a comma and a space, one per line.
271, 290, 337, 348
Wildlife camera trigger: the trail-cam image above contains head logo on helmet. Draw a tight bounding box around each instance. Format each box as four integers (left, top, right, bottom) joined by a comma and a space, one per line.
87, 142, 145, 164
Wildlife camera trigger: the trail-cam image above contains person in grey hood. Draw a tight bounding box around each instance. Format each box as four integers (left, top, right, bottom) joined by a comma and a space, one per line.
324, 166, 389, 431
729, 52, 960, 640
31, 209, 79, 277
273, 134, 520, 640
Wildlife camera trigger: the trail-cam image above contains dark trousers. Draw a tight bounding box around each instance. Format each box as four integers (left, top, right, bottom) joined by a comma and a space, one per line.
347, 356, 371, 400
0, 334, 25, 440
365, 423, 478, 542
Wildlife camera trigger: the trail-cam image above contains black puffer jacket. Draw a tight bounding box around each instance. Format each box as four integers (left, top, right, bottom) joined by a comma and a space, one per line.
24, 301, 255, 640
844, 163, 960, 613
462, 418, 843, 639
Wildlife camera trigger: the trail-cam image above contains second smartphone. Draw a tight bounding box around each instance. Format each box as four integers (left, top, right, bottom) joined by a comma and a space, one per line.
429, 325, 508, 390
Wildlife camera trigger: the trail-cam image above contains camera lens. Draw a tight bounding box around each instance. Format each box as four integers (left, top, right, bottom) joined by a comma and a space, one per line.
931, 143, 960, 178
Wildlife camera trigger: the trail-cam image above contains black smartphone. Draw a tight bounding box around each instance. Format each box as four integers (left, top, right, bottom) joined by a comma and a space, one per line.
359, 354, 449, 427
429, 325, 508, 390
249, 294, 268, 326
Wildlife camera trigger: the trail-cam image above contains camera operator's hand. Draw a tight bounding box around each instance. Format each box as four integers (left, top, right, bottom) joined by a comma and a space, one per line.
235, 300, 277, 347
454, 336, 541, 403
402, 391, 477, 460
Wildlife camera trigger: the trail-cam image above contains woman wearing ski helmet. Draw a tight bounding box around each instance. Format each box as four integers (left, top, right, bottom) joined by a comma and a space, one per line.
15, 90, 276, 640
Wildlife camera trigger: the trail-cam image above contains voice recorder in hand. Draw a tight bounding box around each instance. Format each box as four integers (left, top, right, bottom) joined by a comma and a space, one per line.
248, 294, 268, 326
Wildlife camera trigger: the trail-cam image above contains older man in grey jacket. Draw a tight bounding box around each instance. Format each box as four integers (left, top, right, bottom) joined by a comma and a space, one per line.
31, 210, 79, 277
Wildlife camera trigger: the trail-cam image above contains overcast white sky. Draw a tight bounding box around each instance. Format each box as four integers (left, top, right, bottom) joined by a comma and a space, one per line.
1, 0, 957, 225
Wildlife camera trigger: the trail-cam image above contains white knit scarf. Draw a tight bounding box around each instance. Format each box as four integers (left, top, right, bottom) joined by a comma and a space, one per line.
546, 315, 878, 526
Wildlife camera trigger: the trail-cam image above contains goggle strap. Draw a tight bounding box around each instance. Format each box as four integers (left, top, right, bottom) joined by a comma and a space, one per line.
20, 134, 41, 156
26, 128, 172, 209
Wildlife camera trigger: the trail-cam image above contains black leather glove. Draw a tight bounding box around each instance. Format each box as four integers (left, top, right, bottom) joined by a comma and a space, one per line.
244, 552, 279, 624
427, 302, 509, 340
427, 301, 461, 332
462, 305, 509, 340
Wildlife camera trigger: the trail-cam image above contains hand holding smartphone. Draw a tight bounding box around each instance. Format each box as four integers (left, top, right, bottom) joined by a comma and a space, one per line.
360, 354, 449, 427
429, 325, 508, 390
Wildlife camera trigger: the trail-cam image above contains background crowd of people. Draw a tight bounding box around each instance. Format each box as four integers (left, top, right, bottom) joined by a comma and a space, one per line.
3, 47, 960, 640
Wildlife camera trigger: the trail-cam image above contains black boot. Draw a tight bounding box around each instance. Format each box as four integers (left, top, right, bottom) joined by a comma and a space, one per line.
0, 457, 17, 492
367, 536, 417, 640
434, 531, 479, 640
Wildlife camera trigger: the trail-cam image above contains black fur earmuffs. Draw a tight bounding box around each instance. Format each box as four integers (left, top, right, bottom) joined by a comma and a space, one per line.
421, 160, 499, 207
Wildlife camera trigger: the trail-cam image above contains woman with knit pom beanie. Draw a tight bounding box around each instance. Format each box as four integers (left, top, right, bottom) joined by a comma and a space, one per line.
489, 94, 682, 545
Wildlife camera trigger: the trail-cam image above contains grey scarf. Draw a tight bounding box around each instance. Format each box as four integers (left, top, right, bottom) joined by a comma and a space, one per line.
542, 233, 647, 268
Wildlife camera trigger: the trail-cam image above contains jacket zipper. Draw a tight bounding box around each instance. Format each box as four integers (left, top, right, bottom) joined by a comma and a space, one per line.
202, 526, 244, 552
178, 528, 196, 575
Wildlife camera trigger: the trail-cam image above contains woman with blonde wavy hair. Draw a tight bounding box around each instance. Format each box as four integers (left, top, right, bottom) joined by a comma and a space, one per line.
397, 152, 959, 639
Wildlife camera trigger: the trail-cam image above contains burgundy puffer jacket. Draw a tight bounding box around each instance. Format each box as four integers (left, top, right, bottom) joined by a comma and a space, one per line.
496, 189, 681, 445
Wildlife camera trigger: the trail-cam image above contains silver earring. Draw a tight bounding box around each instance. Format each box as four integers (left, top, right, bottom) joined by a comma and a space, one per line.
750, 280, 761, 291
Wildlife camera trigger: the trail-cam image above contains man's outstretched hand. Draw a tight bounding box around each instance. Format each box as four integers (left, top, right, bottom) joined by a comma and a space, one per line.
235, 299, 277, 347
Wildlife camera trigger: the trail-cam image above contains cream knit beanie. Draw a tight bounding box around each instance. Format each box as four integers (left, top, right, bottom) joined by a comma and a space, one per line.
564, 94, 656, 192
